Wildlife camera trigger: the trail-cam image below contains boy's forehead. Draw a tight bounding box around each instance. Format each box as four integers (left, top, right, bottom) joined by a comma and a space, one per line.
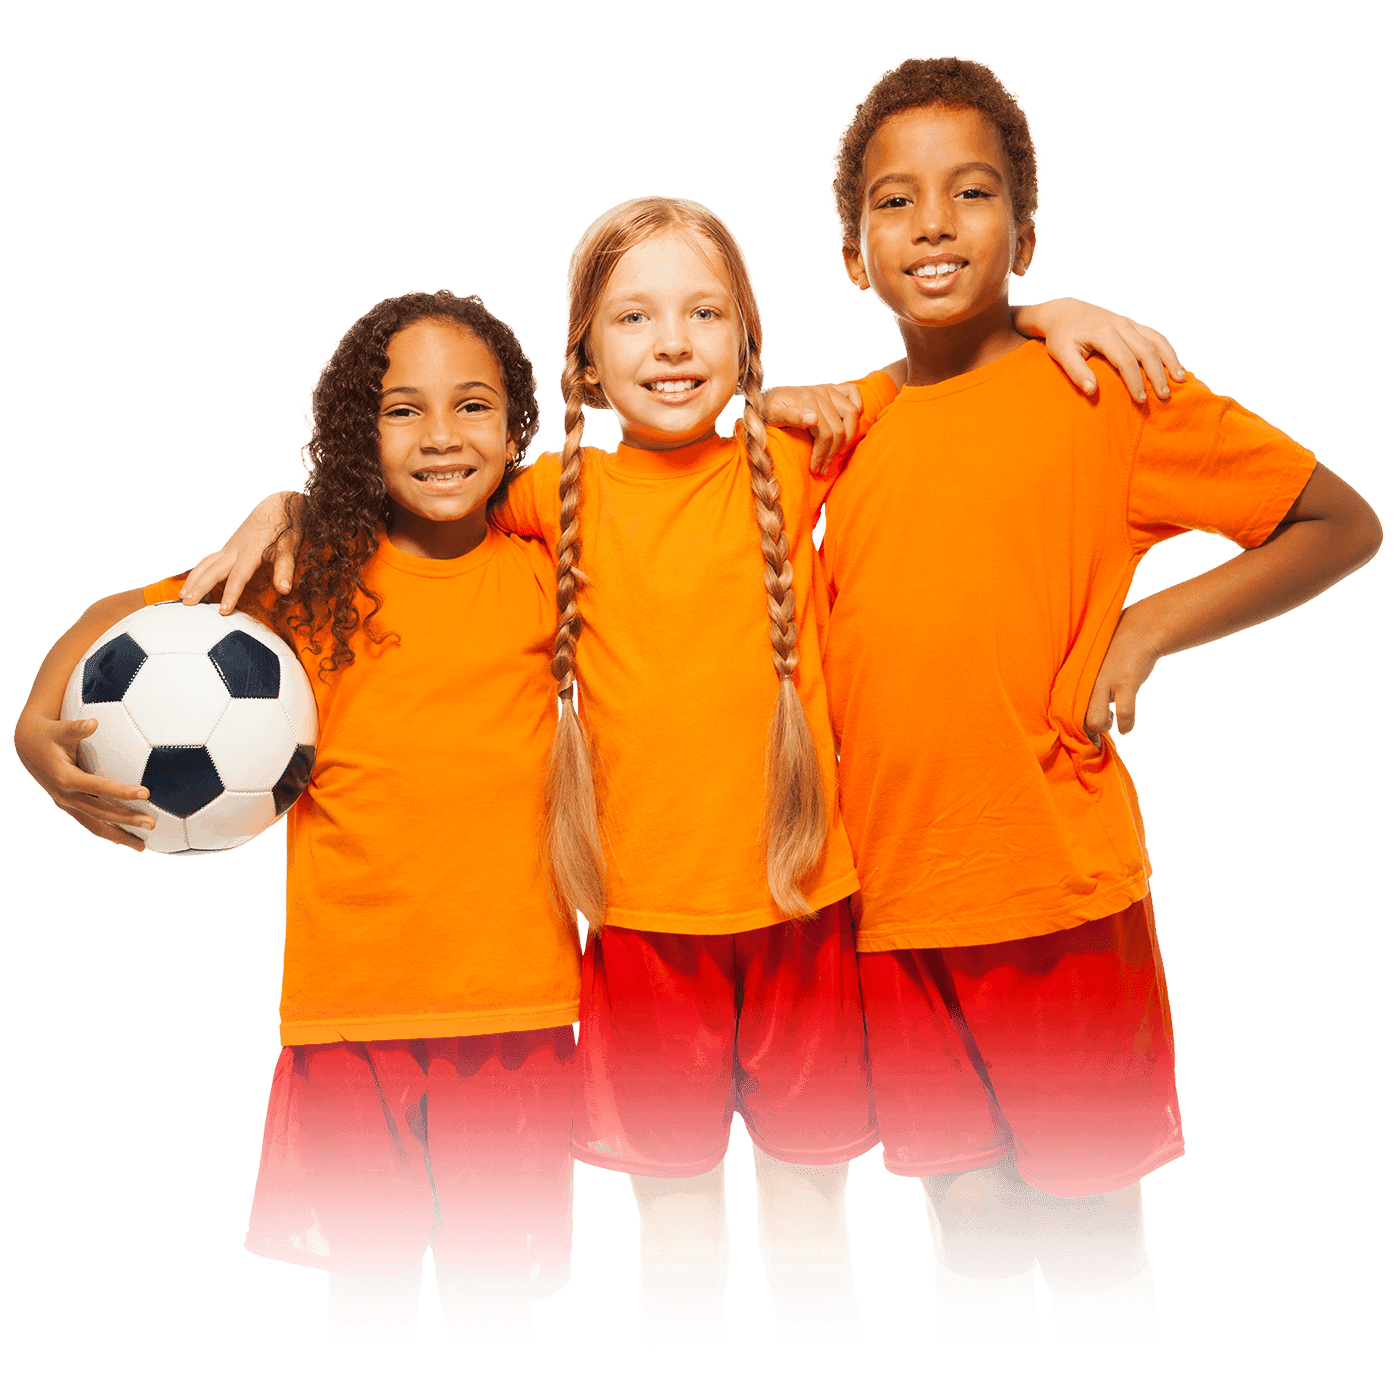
863, 105, 1007, 187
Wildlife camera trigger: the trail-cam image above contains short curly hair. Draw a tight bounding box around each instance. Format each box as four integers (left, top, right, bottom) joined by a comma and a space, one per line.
276, 290, 539, 673
834, 57, 1038, 247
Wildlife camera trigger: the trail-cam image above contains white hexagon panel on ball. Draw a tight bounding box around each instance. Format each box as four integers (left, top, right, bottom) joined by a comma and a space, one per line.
205, 700, 297, 793
125, 601, 234, 656
122, 654, 231, 748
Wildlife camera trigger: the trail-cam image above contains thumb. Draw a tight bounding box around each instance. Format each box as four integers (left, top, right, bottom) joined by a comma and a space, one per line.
1112, 678, 1138, 734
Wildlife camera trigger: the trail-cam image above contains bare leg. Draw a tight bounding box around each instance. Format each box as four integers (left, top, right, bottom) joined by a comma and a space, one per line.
630, 1161, 728, 1325
327, 1261, 423, 1325
752, 1143, 857, 1321
435, 1267, 534, 1330
923, 1160, 1155, 1342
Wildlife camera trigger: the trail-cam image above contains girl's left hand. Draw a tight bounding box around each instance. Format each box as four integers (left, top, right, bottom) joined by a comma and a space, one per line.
1014, 299, 1186, 403
763, 382, 864, 476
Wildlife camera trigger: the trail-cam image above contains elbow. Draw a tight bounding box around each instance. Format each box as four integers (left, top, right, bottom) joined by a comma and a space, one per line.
1348, 502, 1383, 571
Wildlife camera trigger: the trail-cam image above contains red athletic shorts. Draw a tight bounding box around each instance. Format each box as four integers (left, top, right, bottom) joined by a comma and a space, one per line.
858, 895, 1184, 1197
573, 902, 877, 1177
246, 1027, 574, 1285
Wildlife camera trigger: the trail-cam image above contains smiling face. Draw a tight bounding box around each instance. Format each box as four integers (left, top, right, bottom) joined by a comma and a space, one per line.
583, 228, 743, 452
377, 318, 515, 542
844, 104, 1035, 335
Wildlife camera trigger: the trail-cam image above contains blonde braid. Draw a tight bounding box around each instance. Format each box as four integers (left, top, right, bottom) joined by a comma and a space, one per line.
544, 371, 607, 928
741, 354, 827, 917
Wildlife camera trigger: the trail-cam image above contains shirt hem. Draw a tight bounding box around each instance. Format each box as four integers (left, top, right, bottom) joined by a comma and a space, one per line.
279, 999, 580, 1046
854, 872, 1148, 953
604, 869, 862, 937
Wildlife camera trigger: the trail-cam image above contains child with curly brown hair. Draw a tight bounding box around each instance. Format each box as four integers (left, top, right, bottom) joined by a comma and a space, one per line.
821, 56, 1382, 1332
14, 291, 581, 1327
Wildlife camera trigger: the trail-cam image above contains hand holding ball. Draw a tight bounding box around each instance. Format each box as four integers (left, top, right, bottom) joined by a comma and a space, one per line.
61, 602, 317, 853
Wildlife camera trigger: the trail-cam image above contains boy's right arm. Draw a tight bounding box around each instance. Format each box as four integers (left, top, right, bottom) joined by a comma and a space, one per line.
15, 589, 157, 849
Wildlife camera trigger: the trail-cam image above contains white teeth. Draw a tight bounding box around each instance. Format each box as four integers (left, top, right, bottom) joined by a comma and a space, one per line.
648, 379, 698, 392
910, 262, 962, 277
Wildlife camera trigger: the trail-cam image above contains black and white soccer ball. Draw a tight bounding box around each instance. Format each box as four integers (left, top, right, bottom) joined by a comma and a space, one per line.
61, 602, 317, 853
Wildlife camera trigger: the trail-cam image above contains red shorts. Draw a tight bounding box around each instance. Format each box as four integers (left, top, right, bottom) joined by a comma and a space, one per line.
573, 902, 877, 1177
858, 895, 1183, 1197
246, 1027, 574, 1285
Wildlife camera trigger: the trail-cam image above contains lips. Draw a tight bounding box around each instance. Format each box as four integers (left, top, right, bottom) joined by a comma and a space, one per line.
412, 466, 476, 482
642, 377, 706, 402
905, 257, 967, 294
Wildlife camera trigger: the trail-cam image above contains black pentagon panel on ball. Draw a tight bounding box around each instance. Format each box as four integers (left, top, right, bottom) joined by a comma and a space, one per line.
141, 746, 225, 817
272, 743, 316, 817
208, 632, 281, 699
81, 633, 148, 704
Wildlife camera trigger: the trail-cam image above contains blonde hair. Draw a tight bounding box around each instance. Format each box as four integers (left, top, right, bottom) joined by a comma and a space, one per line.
546, 196, 827, 925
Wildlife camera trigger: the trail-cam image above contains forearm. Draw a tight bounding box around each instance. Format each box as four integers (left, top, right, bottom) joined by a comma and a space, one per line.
17, 590, 147, 729
1123, 475, 1381, 659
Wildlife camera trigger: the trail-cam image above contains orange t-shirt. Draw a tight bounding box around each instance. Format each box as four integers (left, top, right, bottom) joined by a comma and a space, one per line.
147, 527, 581, 1044
495, 372, 899, 935
823, 342, 1316, 951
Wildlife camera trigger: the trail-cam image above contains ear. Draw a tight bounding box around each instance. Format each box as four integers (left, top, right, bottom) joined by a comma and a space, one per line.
582, 365, 599, 385
506, 437, 518, 463
842, 242, 871, 291
1011, 220, 1036, 277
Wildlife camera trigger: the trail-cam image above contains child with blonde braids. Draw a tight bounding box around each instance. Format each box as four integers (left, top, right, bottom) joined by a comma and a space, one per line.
199, 200, 1186, 1322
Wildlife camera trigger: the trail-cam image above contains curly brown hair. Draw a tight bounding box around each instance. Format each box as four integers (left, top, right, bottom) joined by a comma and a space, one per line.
272, 290, 539, 674
834, 58, 1038, 247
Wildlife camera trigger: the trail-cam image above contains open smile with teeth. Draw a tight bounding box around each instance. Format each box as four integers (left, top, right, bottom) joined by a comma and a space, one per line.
908, 260, 966, 279
412, 467, 476, 482
644, 378, 703, 397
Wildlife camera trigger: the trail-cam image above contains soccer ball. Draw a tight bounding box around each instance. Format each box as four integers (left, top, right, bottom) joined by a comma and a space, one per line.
61, 601, 317, 854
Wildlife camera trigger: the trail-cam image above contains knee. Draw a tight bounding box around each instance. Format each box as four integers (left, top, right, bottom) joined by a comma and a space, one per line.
921, 1159, 1038, 1278
1035, 1182, 1148, 1291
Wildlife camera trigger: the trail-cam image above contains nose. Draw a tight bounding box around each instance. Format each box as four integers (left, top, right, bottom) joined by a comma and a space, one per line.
913, 192, 957, 246
420, 405, 462, 452
652, 311, 692, 360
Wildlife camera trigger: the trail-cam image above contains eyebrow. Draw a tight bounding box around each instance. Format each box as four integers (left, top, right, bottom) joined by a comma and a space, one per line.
380, 381, 498, 396
868, 162, 1004, 197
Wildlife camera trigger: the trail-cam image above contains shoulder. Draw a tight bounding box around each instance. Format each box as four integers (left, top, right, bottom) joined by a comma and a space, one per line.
762, 422, 814, 474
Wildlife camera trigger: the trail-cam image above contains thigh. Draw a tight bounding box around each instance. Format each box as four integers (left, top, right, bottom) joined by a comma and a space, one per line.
245, 1039, 434, 1273
573, 927, 739, 1178
423, 1027, 575, 1290
859, 944, 1012, 1177
945, 895, 1184, 1197
734, 901, 878, 1167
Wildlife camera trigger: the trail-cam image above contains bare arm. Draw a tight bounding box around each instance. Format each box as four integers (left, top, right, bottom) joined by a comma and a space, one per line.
1085, 465, 1383, 739
182, 491, 299, 612
14, 589, 156, 849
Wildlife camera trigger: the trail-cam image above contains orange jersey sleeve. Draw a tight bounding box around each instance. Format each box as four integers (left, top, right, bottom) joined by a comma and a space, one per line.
494, 452, 561, 543
1126, 376, 1316, 551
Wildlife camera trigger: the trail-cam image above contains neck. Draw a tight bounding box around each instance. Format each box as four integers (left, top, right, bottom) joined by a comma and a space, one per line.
387, 505, 490, 559
619, 424, 718, 453
899, 295, 1027, 388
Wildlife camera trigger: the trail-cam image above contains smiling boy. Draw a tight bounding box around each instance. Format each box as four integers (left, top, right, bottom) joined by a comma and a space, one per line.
820, 58, 1381, 1318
